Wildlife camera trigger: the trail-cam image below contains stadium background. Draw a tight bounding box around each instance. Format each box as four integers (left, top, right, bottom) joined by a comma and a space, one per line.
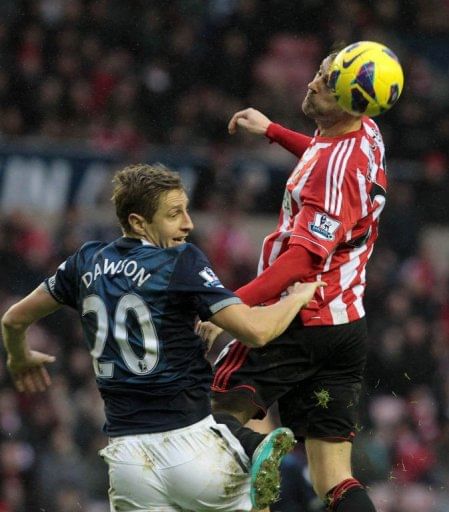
1, 1, 449, 511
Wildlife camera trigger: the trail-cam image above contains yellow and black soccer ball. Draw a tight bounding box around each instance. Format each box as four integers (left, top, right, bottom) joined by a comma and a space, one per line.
328, 41, 404, 117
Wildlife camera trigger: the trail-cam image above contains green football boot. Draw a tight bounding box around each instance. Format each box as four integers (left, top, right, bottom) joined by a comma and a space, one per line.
250, 427, 296, 509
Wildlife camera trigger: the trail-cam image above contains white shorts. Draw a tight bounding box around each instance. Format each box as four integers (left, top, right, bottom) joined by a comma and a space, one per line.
99, 415, 252, 512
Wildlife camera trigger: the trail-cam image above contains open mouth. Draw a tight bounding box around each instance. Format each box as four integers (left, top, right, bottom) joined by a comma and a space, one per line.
172, 237, 187, 244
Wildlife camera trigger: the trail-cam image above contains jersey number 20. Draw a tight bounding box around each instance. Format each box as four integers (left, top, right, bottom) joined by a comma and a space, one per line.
82, 294, 159, 377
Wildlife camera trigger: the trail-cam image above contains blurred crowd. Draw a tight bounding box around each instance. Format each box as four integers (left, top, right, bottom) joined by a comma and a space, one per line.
0, 0, 448, 163
1, 0, 449, 511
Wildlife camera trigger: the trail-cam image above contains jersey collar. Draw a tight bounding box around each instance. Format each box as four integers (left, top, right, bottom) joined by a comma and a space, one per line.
114, 237, 158, 249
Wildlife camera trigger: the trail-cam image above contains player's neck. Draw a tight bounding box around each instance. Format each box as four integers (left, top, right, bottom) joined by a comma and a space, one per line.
317, 117, 362, 138
124, 232, 157, 246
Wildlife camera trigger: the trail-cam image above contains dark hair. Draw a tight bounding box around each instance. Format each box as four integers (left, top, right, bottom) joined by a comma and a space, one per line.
111, 163, 183, 232
327, 41, 347, 64
329, 41, 347, 55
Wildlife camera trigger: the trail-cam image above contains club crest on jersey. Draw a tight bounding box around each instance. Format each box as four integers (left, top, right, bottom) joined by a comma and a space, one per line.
309, 213, 340, 241
199, 267, 224, 288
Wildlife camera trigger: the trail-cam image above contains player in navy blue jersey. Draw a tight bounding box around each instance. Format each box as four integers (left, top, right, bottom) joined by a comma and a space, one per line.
2, 163, 324, 512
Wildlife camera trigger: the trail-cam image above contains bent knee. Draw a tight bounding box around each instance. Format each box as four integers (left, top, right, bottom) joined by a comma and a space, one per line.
211, 392, 257, 424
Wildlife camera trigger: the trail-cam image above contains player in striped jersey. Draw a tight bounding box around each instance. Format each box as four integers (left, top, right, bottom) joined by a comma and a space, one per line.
1, 164, 324, 512
208, 51, 385, 511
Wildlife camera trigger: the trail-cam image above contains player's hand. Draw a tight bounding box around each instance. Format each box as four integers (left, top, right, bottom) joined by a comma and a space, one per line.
7, 350, 55, 393
196, 321, 224, 352
287, 281, 327, 307
228, 108, 272, 135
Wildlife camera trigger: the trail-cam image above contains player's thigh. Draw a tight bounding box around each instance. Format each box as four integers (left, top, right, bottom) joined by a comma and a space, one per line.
279, 376, 364, 442
100, 438, 172, 511
165, 423, 252, 512
305, 438, 353, 499
212, 327, 316, 420
278, 319, 368, 440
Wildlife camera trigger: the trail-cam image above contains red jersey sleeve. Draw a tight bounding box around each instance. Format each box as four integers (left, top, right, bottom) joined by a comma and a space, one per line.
235, 245, 320, 306
289, 160, 363, 258
266, 123, 312, 158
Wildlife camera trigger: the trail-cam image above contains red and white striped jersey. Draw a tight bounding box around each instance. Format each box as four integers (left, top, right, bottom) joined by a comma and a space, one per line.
259, 117, 387, 326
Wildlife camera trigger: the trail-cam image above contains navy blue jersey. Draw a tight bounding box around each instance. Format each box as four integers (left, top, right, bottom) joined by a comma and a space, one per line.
44, 237, 241, 436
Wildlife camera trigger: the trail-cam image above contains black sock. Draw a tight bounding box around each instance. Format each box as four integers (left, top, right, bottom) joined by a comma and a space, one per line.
326, 478, 376, 511
213, 412, 265, 459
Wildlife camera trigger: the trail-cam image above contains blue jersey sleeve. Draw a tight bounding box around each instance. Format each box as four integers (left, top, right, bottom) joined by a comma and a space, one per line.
168, 244, 242, 320
44, 253, 78, 309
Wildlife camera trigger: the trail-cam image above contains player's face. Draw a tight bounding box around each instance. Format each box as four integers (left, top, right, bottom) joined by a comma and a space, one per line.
302, 55, 347, 122
145, 188, 194, 248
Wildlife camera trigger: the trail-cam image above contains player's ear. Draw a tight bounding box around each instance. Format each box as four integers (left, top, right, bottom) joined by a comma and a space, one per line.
128, 213, 147, 236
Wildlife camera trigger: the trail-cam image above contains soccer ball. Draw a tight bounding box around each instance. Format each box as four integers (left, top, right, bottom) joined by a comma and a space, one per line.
328, 41, 404, 117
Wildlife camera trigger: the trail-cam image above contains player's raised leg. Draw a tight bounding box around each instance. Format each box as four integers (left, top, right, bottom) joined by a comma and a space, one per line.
212, 394, 295, 510
250, 427, 296, 509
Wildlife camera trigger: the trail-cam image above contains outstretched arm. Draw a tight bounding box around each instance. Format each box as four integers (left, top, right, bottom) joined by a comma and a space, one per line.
209, 280, 325, 348
197, 245, 321, 347
265, 123, 312, 158
2, 286, 61, 392
228, 108, 312, 157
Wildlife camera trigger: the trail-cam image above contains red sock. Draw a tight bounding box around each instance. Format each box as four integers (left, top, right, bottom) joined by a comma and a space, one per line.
325, 478, 376, 511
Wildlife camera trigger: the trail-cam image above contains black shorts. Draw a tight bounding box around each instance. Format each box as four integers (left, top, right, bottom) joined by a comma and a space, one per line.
212, 318, 368, 441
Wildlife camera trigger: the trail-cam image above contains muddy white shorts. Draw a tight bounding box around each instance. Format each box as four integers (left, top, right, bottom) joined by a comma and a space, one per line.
99, 415, 252, 512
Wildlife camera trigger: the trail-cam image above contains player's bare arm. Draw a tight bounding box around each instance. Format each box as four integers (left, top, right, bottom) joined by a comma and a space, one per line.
196, 278, 321, 347
2, 285, 61, 393
228, 108, 272, 135
207, 280, 325, 348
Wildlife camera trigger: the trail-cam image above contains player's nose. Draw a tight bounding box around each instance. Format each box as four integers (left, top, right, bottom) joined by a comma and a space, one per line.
182, 212, 194, 231
307, 74, 320, 92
